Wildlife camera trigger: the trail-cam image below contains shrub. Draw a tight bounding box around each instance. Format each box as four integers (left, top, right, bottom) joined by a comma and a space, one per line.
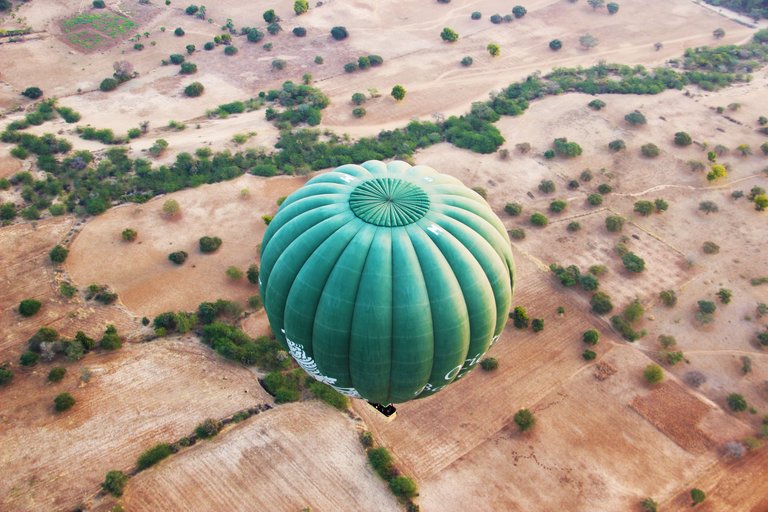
168, 251, 188, 265
588, 99, 606, 110
224, 46, 238, 56
102, 470, 128, 496
49, 245, 69, 264
461, 56, 473, 67
605, 215, 624, 232
624, 110, 647, 126
352, 107, 366, 118
509, 228, 525, 240
137, 443, 173, 470
674, 131, 692, 146
582, 349, 596, 360
487, 43, 500, 56
690, 488, 705, 505
440, 27, 459, 42
480, 357, 498, 371
641, 498, 659, 512
368, 447, 395, 479
226, 266, 244, 280
391, 85, 406, 101
184, 82, 204, 97
702, 241, 719, 254
530, 213, 548, 227
644, 364, 664, 385
20, 351, 39, 366
726, 393, 747, 412
330, 26, 348, 40
471, 11, 482, 19
179, 62, 197, 74
490, 14, 503, 24
659, 290, 677, 307
514, 408, 535, 431
685, 371, 706, 388
93, 0, 105, 8
21, 86, 43, 99
621, 252, 645, 273
553, 138, 582, 157
344, 62, 357, 73
100, 78, 119, 92
0, 367, 12, 386
19, 299, 42, 317
54, 392, 76, 412
293, 27, 307, 37
48, 366, 66, 382
169, 54, 185, 65
591, 292, 613, 315
199, 236, 222, 253
294, 0, 309, 15
716, 288, 732, 304
390, 476, 418, 499
549, 39, 562, 51
204, 41, 215, 50
531, 318, 544, 332
608, 139, 626, 152
549, 199, 567, 213
195, 418, 223, 439
538, 180, 556, 194
583, 330, 599, 345
641, 143, 660, 158
634, 200, 654, 216
272, 59, 287, 71
162, 199, 180, 218
174, 27, 185, 37
100, 325, 122, 350
587, 193, 603, 206
511, 306, 529, 329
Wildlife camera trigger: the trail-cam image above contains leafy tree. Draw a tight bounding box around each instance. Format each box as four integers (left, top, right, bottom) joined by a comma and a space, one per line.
471, 11, 482, 20
226, 266, 244, 280
331, 26, 348, 40
579, 33, 599, 49
174, 27, 185, 37
538, 179, 556, 194
122, 228, 138, 241
531, 318, 544, 332
168, 251, 188, 265
591, 292, 613, 315
608, 139, 626, 152
716, 288, 732, 304
389, 476, 418, 499
549, 199, 567, 213
736, 143, 752, 156
49, 245, 69, 264
674, 131, 692, 146
487, 43, 500, 57
582, 349, 597, 360
583, 329, 599, 345
691, 488, 706, 505
480, 357, 498, 371
726, 393, 747, 412
644, 364, 664, 385
625, 110, 647, 126
391, 85, 406, 101
505, 203, 522, 216
706, 164, 727, 181
344, 62, 357, 73
512, 6, 527, 18
634, 200, 654, 216
553, 137, 582, 157
54, 392, 76, 412
713, 28, 725, 39
199, 236, 222, 253
514, 408, 535, 431
162, 199, 181, 218
93, 0, 106, 7
0, 367, 12, 387
48, 366, 66, 382
549, 39, 562, 51
179, 62, 197, 74
641, 498, 658, 512
654, 198, 668, 212
20, 351, 39, 366
195, 418, 223, 438
461, 56, 473, 67
606, 2, 619, 14
100, 325, 122, 350
185, 5, 199, 15
21, 87, 43, 99
137, 443, 173, 469
247, 264, 260, 284
659, 290, 677, 307
294, 0, 309, 15
567, 221, 581, 232
170, 54, 185, 65
641, 143, 660, 157
490, 14, 503, 24
605, 215, 625, 232
441, 27, 459, 42
224, 46, 238, 56
102, 470, 128, 497
530, 212, 548, 226
100, 78, 119, 92
698, 300, 716, 315
698, 200, 718, 214
511, 306, 529, 328
19, 299, 42, 317
272, 59, 287, 71
352, 107, 366, 118
588, 0, 605, 9
588, 99, 606, 110
184, 81, 204, 97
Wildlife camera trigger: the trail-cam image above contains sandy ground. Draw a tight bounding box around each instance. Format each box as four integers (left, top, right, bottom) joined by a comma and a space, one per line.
66, 174, 306, 318
1, 0, 767, 510
122, 402, 401, 512
0, 337, 272, 512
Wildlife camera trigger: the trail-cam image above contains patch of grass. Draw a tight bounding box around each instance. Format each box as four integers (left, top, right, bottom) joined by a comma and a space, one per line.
61, 13, 136, 38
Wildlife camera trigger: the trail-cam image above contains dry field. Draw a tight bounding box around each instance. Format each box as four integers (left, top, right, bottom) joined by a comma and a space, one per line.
1, 0, 767, 511
0, 337, 272, 512
121, 402, 401, 512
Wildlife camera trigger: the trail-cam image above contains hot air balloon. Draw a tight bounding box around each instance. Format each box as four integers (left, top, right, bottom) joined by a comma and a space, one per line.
259, 160, 514, 408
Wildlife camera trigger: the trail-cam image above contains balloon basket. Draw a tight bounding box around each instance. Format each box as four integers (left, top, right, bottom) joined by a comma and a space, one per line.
366, 401, 397, 421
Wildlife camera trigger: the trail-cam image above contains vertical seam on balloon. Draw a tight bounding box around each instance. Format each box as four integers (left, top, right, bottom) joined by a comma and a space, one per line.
406, 224, 437, 397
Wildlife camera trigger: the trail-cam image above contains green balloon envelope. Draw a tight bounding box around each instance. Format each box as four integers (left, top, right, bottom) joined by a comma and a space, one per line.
260, 160, 515, 404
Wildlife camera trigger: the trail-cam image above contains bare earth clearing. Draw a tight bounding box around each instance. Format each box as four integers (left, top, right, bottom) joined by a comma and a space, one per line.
1, 0, 767, 510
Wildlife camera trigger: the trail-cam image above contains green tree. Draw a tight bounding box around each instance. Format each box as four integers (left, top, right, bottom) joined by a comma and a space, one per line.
480, 357, 498, 371
389, 476, 418, 499
699, 200, 719, 214
531, 318, 544, 332
634, 200, 654, 216
461, 56, 474, 67
591, 292, 613, 315
351, 92, 366, 105
162, 199, 181, 218
49, 245, 69, 264
625, 110, 647, 126
549, 199, 567, 213
641, 498, 658, 512
538, 179, 556, 194
102, 470, 128, 496
644, 364, 664, 385
512, 6, 527, 18
330, 26, 348, 40
0, 367, 12, 386
168, 251, 188, 265
549, 39, 562, 51
608, 139, 626, 152
48, 367, 66, 382
441, 27, 459, 42
514, 408, 535, 431
199, 236, 222, 253
184, 81, 204, 97
137, 443, 173, 469
691, 488, 706, 505
588, 0, 605, 9
716, 288, 732, 304
579, 33, 599, 49
121, 228, 138, 241
606, 2, 619, 14
19, 299, 42, 317
54, 392, 76, 412
530, 212, 548, 226
583, 329, 599, 345
294, 0, 309, 15
226, 266, 244, 280
487, 43, 500, 56
726, 393, 747, 412
391, 85, 406, 101
605, 215, 625, 232
674, 131, 692, 146
511, 306, 529, 329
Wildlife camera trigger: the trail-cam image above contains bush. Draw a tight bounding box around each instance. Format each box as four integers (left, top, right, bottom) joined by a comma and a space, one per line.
390, 476, 418, 499
726, 393, 747, 412
179, 62, 197, 74
331, 26, 348, 40
634, 200, 654, 216
368, 447, 395, 479
621, 252, 645, 273
308, 380, 349, 410
530, 212, 548, 227
582, 349, 597, 360
702, 241, 720, 254
591, 292, 613, 315
690, 488, 706, 505
49, 245, 69, 264
641, 498, 659, 512
514, 408, 535, 431
226, 266, 243, 280
48, 366, 66, 382
509, 228, 525, 240
587, 193, 603, 206
100, 78, 118, 92
174, 27, 185, 37
344, 62, 357, 73
100, 325, 122, 350
549, 39, 562, 51
644, 364, 664, 385
538, 180, 556, 194
583, 329, 600, 345
659, 290, 677, 307
195, 418, 223, 439
0, 367, 12, 386
641, 143, 660, 158
512, 5, 527, 17
461, 56, 473, 67
137, 443, 173, 470
168, 251, 188, 265
674, 131, 692, 146
480, 357, 498, 371
54, 392, 76, 412
553, 138, 582, 157
505, 203, 522, 216
199, 236, 222, 253
93, 0, 105, 8
19, 299, 42, 317
605, 215, 624, 233
588, 99, 605, 110
224, 46, 238, 56
352, 107, 366, 118
511, 306, 529, 329
531, 318, 544, 332
21, 86, 43, 99
20, 350, 39, 366
549, 199, 567, 213
624, 110, 647, 126
204, 41, 215, 50
608, 139, 626, 152
183, 80, 204, 97
100, 470, 128, 497
169, 54, 185, 65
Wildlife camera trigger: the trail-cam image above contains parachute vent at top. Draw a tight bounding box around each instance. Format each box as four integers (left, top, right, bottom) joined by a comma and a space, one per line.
259, 160, 515, 405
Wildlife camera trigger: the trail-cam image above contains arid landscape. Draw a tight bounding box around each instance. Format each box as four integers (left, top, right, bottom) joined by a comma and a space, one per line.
1, 0, 767, 511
